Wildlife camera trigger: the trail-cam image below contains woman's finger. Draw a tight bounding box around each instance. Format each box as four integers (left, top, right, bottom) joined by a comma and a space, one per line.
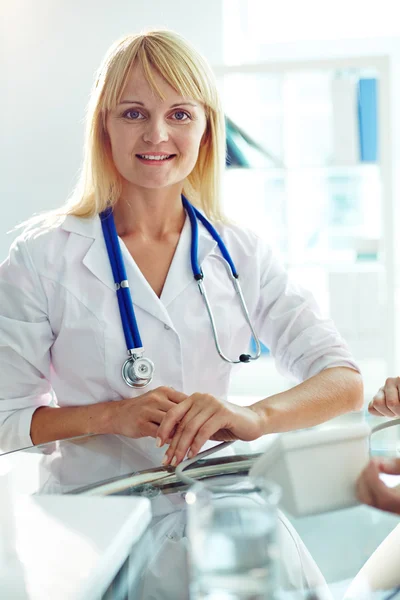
154, 388, 188, 411
187, 416, 224, 459
162, 403, 206, 463
165, 425, 177, 445
157, 398, 193, 445
149, 409, 170, 426
163, 407, 216, 466
142, 422, 159, 439
164, 388, 189, 404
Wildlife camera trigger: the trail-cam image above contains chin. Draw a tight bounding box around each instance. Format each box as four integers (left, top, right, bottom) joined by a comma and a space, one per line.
124, 172, 190, 191
135, 179, 178, 190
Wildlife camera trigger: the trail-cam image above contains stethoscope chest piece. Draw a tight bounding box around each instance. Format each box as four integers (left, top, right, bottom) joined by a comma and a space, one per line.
122, 356, 155, 388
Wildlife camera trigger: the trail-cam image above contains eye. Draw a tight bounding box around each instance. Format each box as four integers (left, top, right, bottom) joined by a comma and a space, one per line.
122, 109, 145, 120
171, 110, 190, 122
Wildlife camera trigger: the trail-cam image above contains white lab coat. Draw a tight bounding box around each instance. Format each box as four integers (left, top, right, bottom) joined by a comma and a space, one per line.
0, 212, 358, 455
0, 212, 357, 598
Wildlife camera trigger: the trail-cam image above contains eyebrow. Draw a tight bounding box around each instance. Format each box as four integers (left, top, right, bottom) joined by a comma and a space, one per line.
118, 100, 198, 108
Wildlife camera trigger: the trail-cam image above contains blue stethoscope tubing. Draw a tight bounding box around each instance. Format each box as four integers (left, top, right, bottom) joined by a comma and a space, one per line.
101, 207, 142, 350
100, 195, 261, 388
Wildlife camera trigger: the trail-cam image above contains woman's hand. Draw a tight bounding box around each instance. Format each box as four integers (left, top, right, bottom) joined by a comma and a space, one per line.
110, 386, 188, 439
156, 394, 266, 466
369, 378, 400, 417
356, 458, 400, 514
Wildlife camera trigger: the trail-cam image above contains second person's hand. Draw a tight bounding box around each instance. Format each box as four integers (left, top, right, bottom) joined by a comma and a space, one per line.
369, 377, 400, 417
356, 457, 400, 514
156, 393, 266, 466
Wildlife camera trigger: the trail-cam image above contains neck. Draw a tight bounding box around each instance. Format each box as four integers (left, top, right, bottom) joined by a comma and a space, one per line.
112, 185, 186, 240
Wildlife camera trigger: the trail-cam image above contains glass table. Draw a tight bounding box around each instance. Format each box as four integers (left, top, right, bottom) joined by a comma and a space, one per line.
0, 413, 399, 600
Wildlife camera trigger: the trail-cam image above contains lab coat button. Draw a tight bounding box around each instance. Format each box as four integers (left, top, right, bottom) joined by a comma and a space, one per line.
164, 324, 171, 330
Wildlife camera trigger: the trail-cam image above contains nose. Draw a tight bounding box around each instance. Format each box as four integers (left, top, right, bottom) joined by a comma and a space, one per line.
142, 117, 169, 145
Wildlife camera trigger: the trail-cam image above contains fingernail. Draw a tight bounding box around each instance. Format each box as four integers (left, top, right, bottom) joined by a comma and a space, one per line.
156, 437, 162, 448
171, 456, 177, 467
188, 450, 193, 459
162, 455, 168, 466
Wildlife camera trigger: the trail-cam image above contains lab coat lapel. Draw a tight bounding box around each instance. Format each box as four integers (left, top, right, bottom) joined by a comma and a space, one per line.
62, 213, 218, 323
62, 215, 115, 292
161, 215, 217, 307
119, 240, 174, 326
62, 215, 174, 326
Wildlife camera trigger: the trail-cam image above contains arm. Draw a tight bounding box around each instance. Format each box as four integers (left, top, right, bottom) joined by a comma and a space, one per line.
345, 523, 400, 593
30, 402, 115, 446
157, 366, 362, 466
251, 366, 363, 434
30, 386, 187, 446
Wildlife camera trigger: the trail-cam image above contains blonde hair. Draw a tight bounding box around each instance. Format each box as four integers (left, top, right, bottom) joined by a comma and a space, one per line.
56, 30, 225, 223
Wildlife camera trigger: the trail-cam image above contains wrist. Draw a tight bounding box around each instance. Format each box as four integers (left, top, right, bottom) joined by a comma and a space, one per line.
248, 400, 272, 436
87, 401, 116, 435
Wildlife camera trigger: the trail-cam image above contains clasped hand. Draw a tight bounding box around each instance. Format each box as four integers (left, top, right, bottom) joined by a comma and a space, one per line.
113, 387, 265, 466
156, 392, 266, 466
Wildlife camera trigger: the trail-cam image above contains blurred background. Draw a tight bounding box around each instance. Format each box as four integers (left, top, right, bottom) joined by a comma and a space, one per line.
2, 0, 400, 404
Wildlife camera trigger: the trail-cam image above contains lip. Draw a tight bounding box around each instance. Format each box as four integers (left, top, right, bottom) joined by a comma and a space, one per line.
135, 153, 176, 165
136, 152, 175, 156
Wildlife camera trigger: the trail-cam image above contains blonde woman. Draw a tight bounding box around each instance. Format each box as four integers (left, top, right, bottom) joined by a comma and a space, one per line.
0, 30, 362, 597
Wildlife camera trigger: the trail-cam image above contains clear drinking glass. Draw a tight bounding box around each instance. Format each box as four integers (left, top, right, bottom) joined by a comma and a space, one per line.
186, 476, 281, 600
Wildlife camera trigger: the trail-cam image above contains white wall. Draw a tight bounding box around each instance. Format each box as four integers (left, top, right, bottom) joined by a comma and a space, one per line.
223, 0, 400, 57
1, 0, 223, 260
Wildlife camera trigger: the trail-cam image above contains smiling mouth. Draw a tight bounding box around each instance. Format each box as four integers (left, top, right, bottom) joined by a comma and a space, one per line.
136, 153, 176, 162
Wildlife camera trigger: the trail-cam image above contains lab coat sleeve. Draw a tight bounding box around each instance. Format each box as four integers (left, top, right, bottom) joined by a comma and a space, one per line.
0, 236, 55, 453
253, 240, 360, 382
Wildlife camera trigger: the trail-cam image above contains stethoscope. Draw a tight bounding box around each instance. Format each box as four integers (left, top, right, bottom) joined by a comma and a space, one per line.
100, 195, 261, 388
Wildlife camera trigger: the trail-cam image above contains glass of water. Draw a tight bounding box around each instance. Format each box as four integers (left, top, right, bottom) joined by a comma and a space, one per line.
186, 476, 281, 600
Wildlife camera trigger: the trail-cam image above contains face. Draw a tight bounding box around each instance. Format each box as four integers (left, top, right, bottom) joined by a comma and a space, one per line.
106, 63, 207, 193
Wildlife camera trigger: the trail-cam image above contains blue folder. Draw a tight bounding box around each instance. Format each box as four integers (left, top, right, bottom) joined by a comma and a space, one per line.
357, 78, 378, 162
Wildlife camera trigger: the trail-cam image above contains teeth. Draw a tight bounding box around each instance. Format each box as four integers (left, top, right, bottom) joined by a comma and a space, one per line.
138, 154, 171, 161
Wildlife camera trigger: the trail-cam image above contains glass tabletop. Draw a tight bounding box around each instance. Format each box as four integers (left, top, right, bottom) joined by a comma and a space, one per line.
0, 413, 399, 600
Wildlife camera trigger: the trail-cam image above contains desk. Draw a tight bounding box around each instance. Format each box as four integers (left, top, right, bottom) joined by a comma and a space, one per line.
0, 429, 399, 599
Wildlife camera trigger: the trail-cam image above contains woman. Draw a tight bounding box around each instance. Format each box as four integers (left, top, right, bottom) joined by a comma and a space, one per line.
0, 30, 362, 459
0, 29, 362, 598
